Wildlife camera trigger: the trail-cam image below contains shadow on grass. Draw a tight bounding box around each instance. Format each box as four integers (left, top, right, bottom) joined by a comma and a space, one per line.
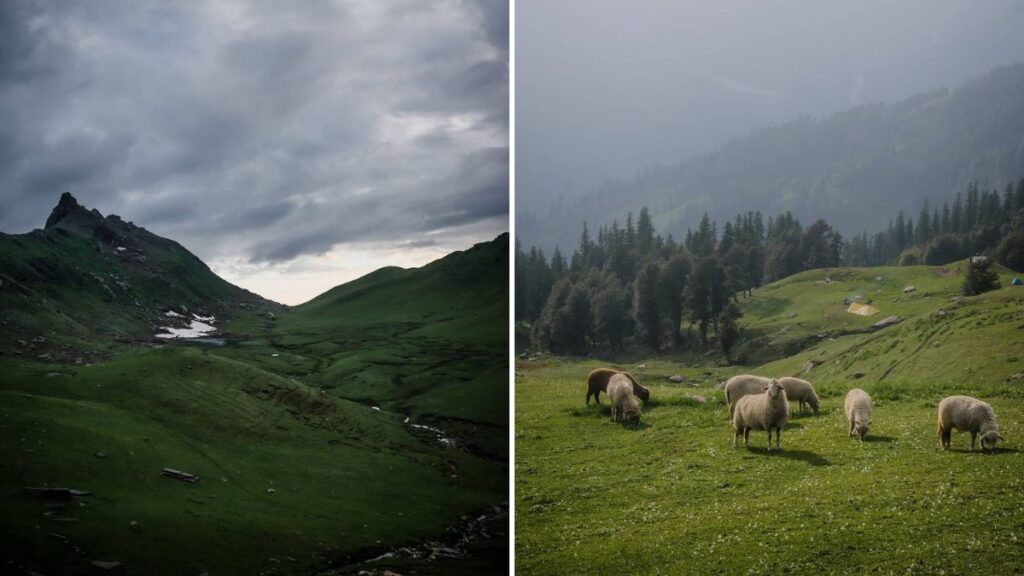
645, 397, 712, 410
944, 446, 1022, 455
862, 435, 896, 443
742, 446, 831, 466
569, 404, 611, 417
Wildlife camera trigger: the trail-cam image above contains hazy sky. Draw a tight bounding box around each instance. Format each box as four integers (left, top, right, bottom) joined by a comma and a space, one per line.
1, 0, 508, 305
517, 0, 1024, 215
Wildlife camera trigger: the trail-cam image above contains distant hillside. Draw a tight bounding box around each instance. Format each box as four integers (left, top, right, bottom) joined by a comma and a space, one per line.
520, 63, 1024, 253
295, 232, 508, 347
0, 193, 272, 356
735, 260, 1023, 378
239, 233, 511, 433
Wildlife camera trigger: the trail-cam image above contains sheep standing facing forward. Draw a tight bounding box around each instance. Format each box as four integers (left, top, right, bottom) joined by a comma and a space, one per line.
724, 374, 772, 418
586, 368, 649, 405
778, 377, 820, 414
844, 388, 871, 441
732, 379, 790, 451
937, 395, 1004, 452
607, 373, 641, 424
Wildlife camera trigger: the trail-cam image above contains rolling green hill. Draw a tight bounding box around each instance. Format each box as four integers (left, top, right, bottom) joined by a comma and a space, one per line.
0, 196, 508, 575
515, 261, 1024, 574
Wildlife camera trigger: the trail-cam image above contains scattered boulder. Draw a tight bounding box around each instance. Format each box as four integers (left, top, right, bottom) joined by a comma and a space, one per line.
265, 312, 276, 321
90, 560, 122, 570
802, 360, 815, 374
668, 375, 684, 383
853, 372, 865, 379
903, 286, 916, 293
871, 316, 902, 330
24, 487, 92, 500
690, 395, 707, 404
161, 468, 199, 483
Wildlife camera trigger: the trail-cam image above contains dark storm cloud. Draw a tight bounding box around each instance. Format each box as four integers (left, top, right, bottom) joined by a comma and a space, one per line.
0, 1, 508, 269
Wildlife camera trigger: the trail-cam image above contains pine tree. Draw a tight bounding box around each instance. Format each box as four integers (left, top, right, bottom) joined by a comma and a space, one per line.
962, 257, 1000, 296
719, 302, 742, 364
633, 261, 661, 350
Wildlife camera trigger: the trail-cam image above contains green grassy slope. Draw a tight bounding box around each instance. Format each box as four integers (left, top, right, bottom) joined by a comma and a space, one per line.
1, 196, 509, 575
250, 234, 510, 436
0, 347, 499, 576
515, 262, 1024, 575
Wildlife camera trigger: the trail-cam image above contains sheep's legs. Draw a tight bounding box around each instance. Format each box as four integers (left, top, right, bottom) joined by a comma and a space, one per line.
733, 429, 739, 448
849, 421, 856, 438
970, 431, 977, 451
774, 427, 782, 451
743, 428, 750, 447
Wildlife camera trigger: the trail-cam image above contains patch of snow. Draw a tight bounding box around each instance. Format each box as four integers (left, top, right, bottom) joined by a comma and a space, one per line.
407, 422, 457, 447
372, 406, 381, 412
116, 246, 126, 252
164, 311, 183, 318
271, 353, 280, 357
155, 315, 217, 339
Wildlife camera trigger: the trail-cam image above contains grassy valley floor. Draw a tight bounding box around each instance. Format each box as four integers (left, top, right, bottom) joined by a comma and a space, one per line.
515, 263, 1024, 574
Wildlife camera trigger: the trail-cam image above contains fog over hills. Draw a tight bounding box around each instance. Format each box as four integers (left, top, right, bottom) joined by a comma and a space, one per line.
519, 62, 1024, 253
517, 1, 1024, 252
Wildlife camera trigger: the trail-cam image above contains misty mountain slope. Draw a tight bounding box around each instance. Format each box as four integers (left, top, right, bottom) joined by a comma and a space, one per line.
0, 193, 272, 355
520, 63, 1024, 253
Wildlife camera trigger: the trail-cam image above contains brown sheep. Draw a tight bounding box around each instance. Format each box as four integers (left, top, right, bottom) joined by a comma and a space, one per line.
586, 368, 650, 405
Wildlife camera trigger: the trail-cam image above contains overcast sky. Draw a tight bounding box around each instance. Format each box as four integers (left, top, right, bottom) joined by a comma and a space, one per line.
517, 0, 1024, 215
1, 0, 508, 305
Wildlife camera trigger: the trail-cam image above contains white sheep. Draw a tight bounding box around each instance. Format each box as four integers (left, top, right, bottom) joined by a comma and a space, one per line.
778, 376, 820, 414
732, 379, 790, 451
608, 373, 641, 424
724, 374, 772, 418
937, 395, 1004, 452
844, 388, 871, 441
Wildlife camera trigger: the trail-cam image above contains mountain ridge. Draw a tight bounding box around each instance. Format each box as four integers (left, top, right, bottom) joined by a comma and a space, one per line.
520, 62, 1024, 254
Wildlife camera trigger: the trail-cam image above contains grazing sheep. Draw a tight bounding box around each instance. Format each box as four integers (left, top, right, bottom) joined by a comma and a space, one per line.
586, 368, 649, 405
732, 379, 790, 451
937, 395, 1004, 453
607, 374, 641, 424
724, 374, 772, 418
779, 377, 820, 414
844, 388, 871, 441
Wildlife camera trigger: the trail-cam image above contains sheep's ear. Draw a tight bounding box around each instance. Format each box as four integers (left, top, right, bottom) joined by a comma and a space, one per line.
761, 385, 768, 391
997, 433, 1005, 441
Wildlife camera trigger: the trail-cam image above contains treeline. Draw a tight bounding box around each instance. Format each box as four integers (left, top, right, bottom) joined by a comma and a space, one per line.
845, 178, 1024, 269
517, 177, 1024, 357
515, 208, 843, 357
